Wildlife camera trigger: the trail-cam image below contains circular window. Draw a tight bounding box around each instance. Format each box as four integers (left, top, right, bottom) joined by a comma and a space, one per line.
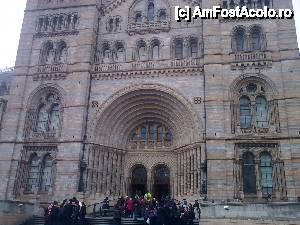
246, 83, 257, 93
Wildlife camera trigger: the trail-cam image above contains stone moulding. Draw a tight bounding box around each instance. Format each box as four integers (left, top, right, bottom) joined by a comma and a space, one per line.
33, 30, 79, 39
33, 73, 67, 82
127, 21, 171, 36
230, 51, 272, 70
92, 67, 203, 80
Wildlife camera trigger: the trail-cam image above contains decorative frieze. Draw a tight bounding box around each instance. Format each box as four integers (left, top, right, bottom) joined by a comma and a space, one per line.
231, 51, 272, 70
33, 73, 67, 82
127, 21, 171, 36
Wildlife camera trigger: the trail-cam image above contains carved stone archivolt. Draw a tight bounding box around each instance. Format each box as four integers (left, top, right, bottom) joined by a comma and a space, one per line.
89, 83, 203, 149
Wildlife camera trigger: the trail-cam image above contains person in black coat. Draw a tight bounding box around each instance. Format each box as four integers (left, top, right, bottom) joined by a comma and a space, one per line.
113, 204, 122, 225
49, 201, 59, 225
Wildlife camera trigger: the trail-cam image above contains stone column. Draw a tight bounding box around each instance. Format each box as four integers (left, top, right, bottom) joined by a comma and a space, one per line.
102, 150, 108, 195
106, 151, 113, 195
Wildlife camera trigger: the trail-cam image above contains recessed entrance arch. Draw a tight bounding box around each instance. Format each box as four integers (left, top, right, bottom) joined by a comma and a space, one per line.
131, 165, 147, 197
152, 165, 170, 200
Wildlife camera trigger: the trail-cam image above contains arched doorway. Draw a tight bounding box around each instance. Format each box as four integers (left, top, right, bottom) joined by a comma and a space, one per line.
131, 165, 147, 197
153, 165, 170, 200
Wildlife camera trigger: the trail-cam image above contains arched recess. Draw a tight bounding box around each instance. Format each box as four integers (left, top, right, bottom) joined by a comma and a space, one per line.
89, 83, 202, 149
23, 84, 65, 138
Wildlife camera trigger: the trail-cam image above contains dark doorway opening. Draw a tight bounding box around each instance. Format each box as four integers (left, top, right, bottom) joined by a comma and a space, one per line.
153, 165, 170, 201
131, 165, 147, 197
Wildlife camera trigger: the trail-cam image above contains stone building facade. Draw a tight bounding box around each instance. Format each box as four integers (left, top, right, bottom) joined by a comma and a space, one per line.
0, 0, 300, 205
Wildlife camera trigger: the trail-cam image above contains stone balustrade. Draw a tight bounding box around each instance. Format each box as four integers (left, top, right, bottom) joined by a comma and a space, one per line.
37, 64, 66, 73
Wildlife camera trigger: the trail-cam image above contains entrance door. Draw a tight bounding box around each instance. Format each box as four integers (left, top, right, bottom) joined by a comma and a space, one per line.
131, 165, 147, 197
153, 165, 170, 201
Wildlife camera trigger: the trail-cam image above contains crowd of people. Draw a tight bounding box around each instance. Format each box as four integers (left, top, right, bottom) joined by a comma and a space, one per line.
44, 197, 87, 225
111, 193, 201, 225
43, 194, 201, 225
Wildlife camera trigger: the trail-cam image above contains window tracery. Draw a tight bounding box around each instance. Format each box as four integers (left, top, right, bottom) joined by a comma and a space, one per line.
40, 41, 68, 65
24, 89, 62, 140
232, 25, 266, 52
231, 77, 280, 134
127, 122, 173, 149
234, 143, 286, 200
106, 16, 122, 33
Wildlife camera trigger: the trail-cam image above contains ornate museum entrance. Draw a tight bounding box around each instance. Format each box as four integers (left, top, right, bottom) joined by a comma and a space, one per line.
131, 165, 147, 197
153, 165, 170, 200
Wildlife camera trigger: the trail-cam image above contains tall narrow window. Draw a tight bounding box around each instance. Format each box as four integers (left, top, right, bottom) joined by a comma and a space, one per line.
116, 43, 125, 62
37, 104, 48, 132
149, 125, 155, 141
141, 127, 147, 141
27, 154, 39, 192
135, 13, 142, 23
240, 96, 251, 128
223, 1, 228, 9
175, 39, 183, 59
157, 126, 163, 142
230, 0, 235, 8
43, 42, 54, 65
242, 152, 257, 194
151, 42, 160, 60
190, 38, 198, 58
115, 18, 120, 31
41, 154, 53, 192
138, 41, 147, 61
240, 0, 245, 6
57, 42, 67, 64
148, 2, 155, 21
256, 96, 268, 128
159, 10, 167, 21
235, 29, 245, 52
103, 45, 110, 63
251, 28, 261, 51
109, 18, 114, 32
260, 152, 273, 195
49, 104, 60, 131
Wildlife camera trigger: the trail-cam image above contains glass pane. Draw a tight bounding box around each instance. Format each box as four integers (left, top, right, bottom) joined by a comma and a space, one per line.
41, 155, 52, 192
116, 47, 125, 62
138, 44, 147, 60
133, 167, 147, 177
190, 40, 198, 57
37, 104, 48, 132
175, 41, 183, 59
148, 2, 155, 21
149, 125, 155, 141
260, 153, 273, 195
141, 127, 146, 140
159, 10, 167, 21
27, 155, 39, 192
157, 126, 163, 142
242, 152, 257, 194
152, 44, 159, 59
155, 166, 170, 177
103, 49, 110, 63
252, 30, 261, 51
49, 104, 60, 131
135, 13, 142, 22
256, 96, 268, 128
240, 96, 251, 128
236, 31, 245, 51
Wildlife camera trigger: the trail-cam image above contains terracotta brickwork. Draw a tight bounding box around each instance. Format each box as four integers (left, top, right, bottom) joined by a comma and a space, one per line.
0, 0, 299, 205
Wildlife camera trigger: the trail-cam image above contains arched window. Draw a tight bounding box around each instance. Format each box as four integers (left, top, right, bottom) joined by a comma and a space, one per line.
52, 17, 58, 31
36, 104, 48, 132
251, 28, 262, 51
151, 42, 160, 60
223, 1, 228, 8
27, 154, 39, 192
235, 29, 245, 52
240, 96, 251, 128
175, 39, 183, 59
141, 127, 147, 141
240, 0, 245, 6
40, 154, 53, 192
247, 0, 253, 8
264, 0, 270, 7
102, 44, 110, 63
72, 14, 78, 30
190, 38, 198, 57
260, 152, 273, 195
157, 126, 163, 142
109, 18, 114, 32
230, 0, 235, 8
165, 131, 172, 142
49, 104, 60, 131
138, 41, 147, 61
58, 15, 64, 30
257, 0, 262, 8
149, 125, 155, 141
131, 131, 137, 142
135, 13, 142, 23
43, 42, 54, 65
116, 43, 125, 62
115, 18, 120, 31
242, 152, 257, 194
148, 2, 155, 21
256, 96, 268, 128
57, 42, 67, 64
159, 10, 167, 21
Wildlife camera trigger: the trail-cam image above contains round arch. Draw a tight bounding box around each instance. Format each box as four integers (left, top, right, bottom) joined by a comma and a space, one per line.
89, 83, 203, 149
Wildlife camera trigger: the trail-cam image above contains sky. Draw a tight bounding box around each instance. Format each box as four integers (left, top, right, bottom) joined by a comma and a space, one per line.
0, 1, 299, 69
